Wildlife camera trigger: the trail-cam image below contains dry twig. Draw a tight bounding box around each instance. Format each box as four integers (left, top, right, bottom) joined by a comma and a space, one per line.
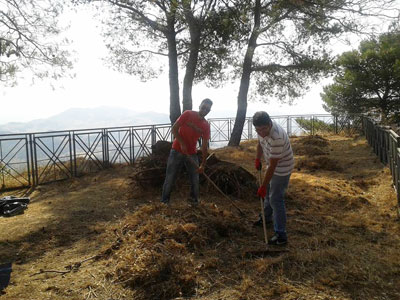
30, 255, 101, 277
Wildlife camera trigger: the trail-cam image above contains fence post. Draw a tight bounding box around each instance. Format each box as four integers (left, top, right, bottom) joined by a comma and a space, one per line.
287, 116, 290, 136
388, 133, 394, 175
334, 115, 338, 134
248, 119, 252, 140
379, 127, 384, 164
28, 133, 35, 187
378, 127, 383, 163
374, 126, 378, 156
68, 132, 74, 178
32, 133, 39, 186
361, 115, 364, 134
151, 125, 157, 152
72, 132, 77, 177
368, 119, 373, 146
311, 116, 314, 135
347, 118, 351, 134
129, 127, 133, 165
397, 147, 400, 219
131, 128, 136, 164
228, 119, 232, 140
103, 129, 110, 168
384, 128, 390, 165
394, 136, 400, 219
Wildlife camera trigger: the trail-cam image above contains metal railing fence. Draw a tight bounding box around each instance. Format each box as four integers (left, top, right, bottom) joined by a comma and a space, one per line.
0, 114, 362, 191
363, 117, 400, 216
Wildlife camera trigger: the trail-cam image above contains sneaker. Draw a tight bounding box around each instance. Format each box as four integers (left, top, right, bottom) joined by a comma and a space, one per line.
268, 234, 287, 246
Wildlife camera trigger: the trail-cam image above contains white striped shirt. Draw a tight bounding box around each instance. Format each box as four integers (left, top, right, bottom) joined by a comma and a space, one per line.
258, 121, 294, 176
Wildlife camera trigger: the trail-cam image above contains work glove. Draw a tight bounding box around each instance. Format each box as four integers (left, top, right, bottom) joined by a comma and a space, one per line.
257, 185, 267, 198
255, 158, 262, 170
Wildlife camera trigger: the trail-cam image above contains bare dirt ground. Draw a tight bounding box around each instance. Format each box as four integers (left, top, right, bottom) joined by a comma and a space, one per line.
1, 134, 399, 300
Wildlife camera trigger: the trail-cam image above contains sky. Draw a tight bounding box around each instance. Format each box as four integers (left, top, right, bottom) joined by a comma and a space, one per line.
0, 5, 366, 125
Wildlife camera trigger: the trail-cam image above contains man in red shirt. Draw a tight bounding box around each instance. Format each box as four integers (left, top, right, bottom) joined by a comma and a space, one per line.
161, 98, 213, 205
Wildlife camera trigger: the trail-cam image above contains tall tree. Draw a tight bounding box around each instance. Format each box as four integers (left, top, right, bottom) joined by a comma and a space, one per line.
101, 0, 183, 123
101, 0, 230, 121
321, 30, 400, 122
179, 0, 250, 107
0, 0, 71, 84
181, 0, 219, 111
227, 0, 399, 146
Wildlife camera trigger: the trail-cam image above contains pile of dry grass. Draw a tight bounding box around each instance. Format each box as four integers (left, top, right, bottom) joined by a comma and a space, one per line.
103, 202, 250, 300
202, 156, 257, 198
292, 135, 344, 172
300, 135, 330, 147
296, 155, 343, 172
293, 145, 328, 156
292, 135, 330, 156
131, 141, 257, 198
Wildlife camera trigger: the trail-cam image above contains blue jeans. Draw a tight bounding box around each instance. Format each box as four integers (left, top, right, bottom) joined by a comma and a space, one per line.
161, 150, 199, 204
264, 174, 291, 240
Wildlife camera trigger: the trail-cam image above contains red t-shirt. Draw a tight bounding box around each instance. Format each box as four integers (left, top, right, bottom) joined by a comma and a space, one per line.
172, 110, 210, 155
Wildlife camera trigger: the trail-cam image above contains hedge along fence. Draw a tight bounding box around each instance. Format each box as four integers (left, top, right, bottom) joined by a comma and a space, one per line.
0, 114, 363, 192
363, 117, 400, 217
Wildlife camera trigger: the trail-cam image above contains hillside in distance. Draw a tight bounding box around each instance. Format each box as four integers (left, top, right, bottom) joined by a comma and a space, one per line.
0, 106, 170, 134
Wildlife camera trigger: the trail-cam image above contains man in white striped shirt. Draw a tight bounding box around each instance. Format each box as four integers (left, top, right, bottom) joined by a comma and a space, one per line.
253, 111, 294, 245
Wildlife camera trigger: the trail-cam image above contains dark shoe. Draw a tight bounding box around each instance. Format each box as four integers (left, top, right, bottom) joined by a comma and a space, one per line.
187, 198, 199, 206
253, 217, 272, 227
268, 234, 287, 246
160, 200, 169, 206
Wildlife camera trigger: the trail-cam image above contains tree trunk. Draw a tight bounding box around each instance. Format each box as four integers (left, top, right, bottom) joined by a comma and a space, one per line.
182, 4, 201, 112
379, 88, 390, 124
182, 35, 200, 112
166, 30, 181, 124
228, 0, 261, 146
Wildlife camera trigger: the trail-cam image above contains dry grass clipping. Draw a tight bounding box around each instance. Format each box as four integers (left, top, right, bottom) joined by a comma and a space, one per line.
300, 135, 330, 147
1, 135, 399, 300
104, 202, 250, 300
296, 155, 343, 172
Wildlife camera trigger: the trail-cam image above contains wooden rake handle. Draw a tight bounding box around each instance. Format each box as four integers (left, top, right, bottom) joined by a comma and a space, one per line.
186, 154, 245, 216
258, 170, 268, 244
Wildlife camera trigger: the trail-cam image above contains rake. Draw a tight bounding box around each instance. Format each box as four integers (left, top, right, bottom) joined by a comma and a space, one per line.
186, 154, 245, 216
242, 168, 289, 258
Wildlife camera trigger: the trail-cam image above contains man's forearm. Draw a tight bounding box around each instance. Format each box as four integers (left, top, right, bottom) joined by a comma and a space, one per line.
262, 165, 275, 187
262, 158, 278, 187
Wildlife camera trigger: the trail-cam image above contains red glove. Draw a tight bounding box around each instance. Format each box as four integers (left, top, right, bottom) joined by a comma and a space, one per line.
255, 158, 262, 170
257, 185, 267, 198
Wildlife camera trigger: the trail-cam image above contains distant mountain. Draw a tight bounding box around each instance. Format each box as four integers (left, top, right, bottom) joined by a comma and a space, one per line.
0, 107, 170, 134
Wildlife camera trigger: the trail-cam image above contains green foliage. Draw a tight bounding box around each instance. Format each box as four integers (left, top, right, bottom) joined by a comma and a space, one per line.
249, 0, 340, 103
101, 0, 181, 79
321, 30, 400, 122
0, 0, 72, 85
295, 118, 334, 133
192, 1, 252, 87
102, 0, 246, 85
